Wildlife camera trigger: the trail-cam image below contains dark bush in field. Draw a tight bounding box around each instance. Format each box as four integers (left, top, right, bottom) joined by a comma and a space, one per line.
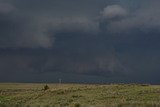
43, 85, 49, 91
74, 103, 80, 107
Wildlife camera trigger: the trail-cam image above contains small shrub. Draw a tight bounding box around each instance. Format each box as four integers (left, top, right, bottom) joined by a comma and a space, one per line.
140, 84, 150, 87
26, 105, 30, 107
0, 104, 7, 107
74, 103, 80, 107
57, 90, 65, 95
44, 105, 49, 107
43, 85, 49, 91
72, 95, 80, 98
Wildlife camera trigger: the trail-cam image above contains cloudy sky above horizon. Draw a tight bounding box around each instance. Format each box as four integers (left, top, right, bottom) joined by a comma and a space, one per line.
0, 0, 160, 83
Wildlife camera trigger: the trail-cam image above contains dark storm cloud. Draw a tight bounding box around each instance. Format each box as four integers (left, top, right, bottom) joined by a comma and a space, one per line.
0, 2, 53, 48
0, 0, 160, 83
1, 0, 155, 48
0, 0, 103, 48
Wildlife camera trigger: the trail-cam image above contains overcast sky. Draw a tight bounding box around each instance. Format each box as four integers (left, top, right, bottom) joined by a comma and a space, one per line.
0, 0, 160, 83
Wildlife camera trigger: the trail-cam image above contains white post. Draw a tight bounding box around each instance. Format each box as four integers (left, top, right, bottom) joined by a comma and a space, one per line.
59, 78, 62, 84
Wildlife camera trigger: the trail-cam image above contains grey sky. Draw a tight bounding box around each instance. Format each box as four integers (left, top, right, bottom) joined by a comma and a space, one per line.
0, 0, 160, 83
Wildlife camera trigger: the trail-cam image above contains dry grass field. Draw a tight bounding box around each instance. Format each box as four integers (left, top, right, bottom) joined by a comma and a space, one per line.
0, 83, 160, 107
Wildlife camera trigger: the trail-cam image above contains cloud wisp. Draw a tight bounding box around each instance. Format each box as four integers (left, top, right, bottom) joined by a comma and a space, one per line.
101, 1, 160, 34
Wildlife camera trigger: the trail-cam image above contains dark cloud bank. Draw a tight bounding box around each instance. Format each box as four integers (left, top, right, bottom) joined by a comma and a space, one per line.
0, 0, 160, 84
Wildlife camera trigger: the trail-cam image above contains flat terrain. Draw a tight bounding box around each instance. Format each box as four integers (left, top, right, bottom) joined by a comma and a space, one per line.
0, 83, 160, 107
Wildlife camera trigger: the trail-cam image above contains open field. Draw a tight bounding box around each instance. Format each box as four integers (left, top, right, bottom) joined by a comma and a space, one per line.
0, 83, 160, 107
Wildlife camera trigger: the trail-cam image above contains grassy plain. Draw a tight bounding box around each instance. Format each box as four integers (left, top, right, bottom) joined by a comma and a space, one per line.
0, 83, 160, 107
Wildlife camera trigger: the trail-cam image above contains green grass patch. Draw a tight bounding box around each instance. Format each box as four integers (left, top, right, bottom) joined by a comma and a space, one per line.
0, 83, 160, 107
